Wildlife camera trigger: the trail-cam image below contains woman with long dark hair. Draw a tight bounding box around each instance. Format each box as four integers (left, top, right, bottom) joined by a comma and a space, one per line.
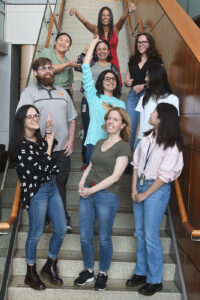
75, 39, 120, 170
126, 103, 184, 296
134, 63, 179, 148
81, 35, 125, 165
69, 2, 136, 85
74, 107, 131, 291
125, 33, 163, 151
9, 105, 66, 290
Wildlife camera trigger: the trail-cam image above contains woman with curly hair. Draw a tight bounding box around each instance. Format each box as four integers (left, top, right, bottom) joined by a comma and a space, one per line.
81, 35, 125, 165
69, 2, 136, 86
125, 33, 163, 151
74, 107, 131, 291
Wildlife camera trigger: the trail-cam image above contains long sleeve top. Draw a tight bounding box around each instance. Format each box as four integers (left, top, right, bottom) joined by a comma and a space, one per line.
133, 132, 184, 183
16, 138, 59, 209
82, 64, 125, 146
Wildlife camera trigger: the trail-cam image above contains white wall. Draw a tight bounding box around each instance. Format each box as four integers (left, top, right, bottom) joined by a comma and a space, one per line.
5, 4, 55, 45
0, 44, 12, 150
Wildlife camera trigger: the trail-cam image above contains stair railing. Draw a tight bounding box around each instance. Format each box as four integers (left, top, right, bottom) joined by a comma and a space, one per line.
123, 0, 144, 36
174, 179, 200, 241
26, 0, 66, 87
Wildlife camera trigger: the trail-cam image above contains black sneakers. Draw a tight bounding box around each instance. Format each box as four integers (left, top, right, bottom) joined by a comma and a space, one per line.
126, 274, 146, 287
66, 213, 72, 233
74, 269, 94, 286
94, 273, 108, 291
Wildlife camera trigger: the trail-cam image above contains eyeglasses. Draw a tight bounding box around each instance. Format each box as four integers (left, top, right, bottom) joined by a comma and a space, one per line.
37, 66, 54, 72
25, 114, 41, 120
137, 41, 149, 45
104, 77, 117, 82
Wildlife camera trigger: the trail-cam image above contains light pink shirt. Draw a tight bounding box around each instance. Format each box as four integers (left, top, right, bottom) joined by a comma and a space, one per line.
133, 132, 184, 183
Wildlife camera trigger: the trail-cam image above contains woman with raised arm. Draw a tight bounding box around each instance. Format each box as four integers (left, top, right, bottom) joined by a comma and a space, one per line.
74, 107, 131, 291
81, 35, 125, 165
75, 39, 120, 170
126, 103, 184, 296
9, 105, 67, 291
125, 33, 163, 152
69, 2, 136, 86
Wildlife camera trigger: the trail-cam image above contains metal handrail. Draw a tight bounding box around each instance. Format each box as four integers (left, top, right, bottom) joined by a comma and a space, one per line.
0, 180, 21, 231
57, 0, 65, 29
123, 0, 144, 35
45, 12, 55, 48
174, 179, 200, 241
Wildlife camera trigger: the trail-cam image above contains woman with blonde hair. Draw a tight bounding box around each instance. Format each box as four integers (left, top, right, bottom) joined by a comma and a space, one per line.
74, 107, 131, 291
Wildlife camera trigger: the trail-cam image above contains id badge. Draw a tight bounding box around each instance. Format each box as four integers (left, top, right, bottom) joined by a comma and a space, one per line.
139, 174, 145, 186
82, 104, 86, 113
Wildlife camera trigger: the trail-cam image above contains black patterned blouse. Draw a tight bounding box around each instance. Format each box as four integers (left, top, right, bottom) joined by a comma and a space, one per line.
15, 138, 59, 209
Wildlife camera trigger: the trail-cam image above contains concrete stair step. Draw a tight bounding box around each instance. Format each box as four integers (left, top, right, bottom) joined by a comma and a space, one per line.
8, 275, 181, 300
21, 206, 167, 230
17, 226, 171, 254
12, 249, 175, 280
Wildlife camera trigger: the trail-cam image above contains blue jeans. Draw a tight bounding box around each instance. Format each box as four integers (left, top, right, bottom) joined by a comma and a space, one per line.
25, 177, 67, 264
79, 188, 119, 272
125, 89, 145, 151
133, 180, 171, 283
85, 144, 94, 165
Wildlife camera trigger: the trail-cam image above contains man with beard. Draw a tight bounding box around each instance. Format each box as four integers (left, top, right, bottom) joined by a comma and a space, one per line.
16, 57, 77, 232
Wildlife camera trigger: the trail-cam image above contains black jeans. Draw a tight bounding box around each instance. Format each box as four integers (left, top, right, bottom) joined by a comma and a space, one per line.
81, 96, 90, 164
52, 150, 71, 219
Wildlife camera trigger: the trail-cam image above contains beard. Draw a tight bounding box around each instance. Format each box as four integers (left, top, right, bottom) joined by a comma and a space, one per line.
36, 74, 54, 87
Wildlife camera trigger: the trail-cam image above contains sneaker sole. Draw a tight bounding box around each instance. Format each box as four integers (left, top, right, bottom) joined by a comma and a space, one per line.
74, 277, 95, 286
94, 287, 107, 291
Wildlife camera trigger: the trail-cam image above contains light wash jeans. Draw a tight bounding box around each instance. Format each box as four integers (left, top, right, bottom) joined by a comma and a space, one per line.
25, 177, 67, 264
133, 179, 171, 283
79, 188, 119, 272
125, 89, 145, 151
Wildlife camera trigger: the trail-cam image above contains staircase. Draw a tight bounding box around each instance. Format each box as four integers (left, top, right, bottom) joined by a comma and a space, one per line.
6, 0, 181, 299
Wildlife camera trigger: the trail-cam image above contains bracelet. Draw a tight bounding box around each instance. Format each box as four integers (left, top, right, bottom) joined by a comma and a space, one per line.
45, 132, 51, 135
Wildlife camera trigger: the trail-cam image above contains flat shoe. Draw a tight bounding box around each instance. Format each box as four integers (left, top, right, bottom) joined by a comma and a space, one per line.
138, 282, 163, 295
126, 274, 146, 287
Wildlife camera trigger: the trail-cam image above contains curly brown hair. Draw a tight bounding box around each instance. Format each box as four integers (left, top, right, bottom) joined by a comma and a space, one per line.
102, 107, 131, 142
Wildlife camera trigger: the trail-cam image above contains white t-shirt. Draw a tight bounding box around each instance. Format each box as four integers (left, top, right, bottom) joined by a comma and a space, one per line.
136, 94, 179, 140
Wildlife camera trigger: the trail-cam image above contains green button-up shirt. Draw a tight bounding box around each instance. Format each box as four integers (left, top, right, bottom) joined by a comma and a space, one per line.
39, 48, 74, 89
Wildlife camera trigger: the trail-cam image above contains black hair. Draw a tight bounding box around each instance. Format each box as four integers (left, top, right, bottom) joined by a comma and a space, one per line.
142, 64, 172, 107
95, 69, 121, 98
97, 7, 113, 41
55, 32, 72, 46
93, 40, 112, 62
129, 33, 162, 65
9, 105, 42, 162
144, 103, 183, 151
32, 57, 52, 70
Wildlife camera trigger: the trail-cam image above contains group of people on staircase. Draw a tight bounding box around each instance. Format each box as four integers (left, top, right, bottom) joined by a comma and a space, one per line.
9, 1, 184, 296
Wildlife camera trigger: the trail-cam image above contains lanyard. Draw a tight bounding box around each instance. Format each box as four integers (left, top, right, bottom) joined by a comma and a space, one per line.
143, 143, 151, 171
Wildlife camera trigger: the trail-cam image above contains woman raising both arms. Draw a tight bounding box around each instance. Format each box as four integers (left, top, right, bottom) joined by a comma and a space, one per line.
69, 2, 136, 86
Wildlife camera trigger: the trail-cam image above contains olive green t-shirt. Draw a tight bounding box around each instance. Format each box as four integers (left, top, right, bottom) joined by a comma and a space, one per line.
86, 139, 131, 194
